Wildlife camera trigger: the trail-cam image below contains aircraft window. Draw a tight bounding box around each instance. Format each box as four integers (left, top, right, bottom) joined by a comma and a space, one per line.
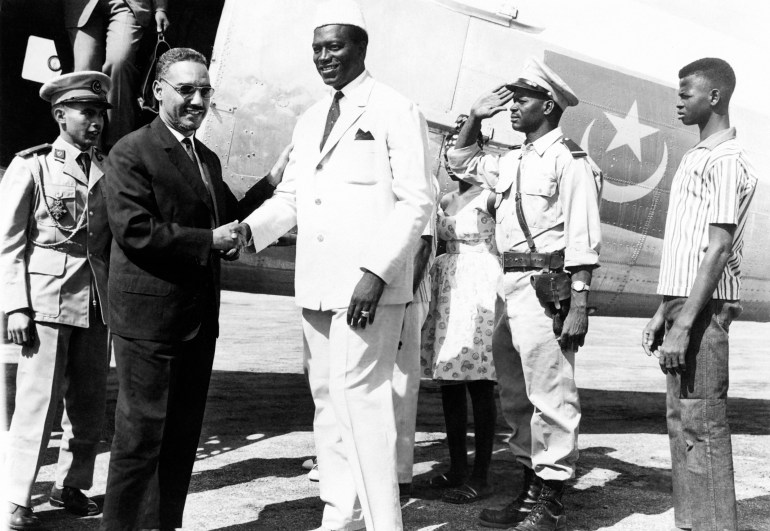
431, 0, 544, 31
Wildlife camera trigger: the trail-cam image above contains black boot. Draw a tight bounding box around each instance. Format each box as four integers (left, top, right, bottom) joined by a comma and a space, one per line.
513, 480, 566, 531
478, 467, 542, 528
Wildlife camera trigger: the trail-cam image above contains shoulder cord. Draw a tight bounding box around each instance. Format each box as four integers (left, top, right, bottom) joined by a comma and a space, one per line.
27, 154, 88, 249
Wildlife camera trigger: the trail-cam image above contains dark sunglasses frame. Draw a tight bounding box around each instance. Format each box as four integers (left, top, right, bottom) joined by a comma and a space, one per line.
160, 78, 215, 99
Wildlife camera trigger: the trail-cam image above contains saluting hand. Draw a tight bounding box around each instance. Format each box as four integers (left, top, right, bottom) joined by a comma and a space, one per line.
470, 84, 514, 121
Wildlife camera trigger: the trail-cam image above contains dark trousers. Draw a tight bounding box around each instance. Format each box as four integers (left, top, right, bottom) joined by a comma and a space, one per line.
664, 297, 741, 531
101, 318, 217, 531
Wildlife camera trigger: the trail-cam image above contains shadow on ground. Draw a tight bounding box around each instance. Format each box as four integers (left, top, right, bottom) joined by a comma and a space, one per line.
4, 363, 770, 530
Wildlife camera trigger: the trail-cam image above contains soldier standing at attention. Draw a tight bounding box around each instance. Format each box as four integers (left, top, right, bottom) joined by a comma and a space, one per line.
448, 57, 602, 531
643, 57, 757, 531
0, 72, 113, 530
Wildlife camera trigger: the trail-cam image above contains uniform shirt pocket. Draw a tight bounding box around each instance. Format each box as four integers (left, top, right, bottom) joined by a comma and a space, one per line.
37, 184, 78, 228
520, 176, 559, 229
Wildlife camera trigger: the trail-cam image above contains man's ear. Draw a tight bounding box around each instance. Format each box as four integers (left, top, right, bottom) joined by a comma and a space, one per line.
53, 107, 66, 123
153, 79, 163, 102
709, 88, 721, 107
543, 99, 555, 116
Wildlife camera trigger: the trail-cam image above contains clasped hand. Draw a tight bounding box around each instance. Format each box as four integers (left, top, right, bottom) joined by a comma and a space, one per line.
212, 220, 251, 259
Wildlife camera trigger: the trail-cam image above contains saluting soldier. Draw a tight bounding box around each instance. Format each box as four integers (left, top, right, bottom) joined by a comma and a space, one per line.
1, 71, 113, 530
448, 57, 602, 531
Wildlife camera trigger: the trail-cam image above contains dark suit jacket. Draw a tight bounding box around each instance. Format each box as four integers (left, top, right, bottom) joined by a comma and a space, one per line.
104, 117, 272, 341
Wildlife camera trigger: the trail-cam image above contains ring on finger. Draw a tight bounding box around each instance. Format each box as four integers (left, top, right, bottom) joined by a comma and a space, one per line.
360, 310, 370, 318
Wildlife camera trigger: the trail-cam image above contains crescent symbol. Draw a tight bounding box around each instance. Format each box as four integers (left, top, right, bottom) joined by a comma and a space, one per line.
580, 119, 668, 203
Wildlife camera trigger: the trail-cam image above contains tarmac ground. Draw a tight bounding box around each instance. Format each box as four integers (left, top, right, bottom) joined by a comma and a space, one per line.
2, 291, 769, 530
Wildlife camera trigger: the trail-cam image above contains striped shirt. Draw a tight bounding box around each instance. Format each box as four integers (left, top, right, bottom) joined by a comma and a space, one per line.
658, 127, 757, 299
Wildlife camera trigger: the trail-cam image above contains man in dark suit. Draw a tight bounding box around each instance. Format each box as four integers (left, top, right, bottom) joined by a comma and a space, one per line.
100, 47, 272, 531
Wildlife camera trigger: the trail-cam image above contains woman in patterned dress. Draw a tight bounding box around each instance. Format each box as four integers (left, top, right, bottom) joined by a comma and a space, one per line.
420, 175, 502, 504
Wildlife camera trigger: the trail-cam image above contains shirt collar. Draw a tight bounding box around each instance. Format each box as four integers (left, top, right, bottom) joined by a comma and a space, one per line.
55, 136, 92, 160
694, 127, 736, 151
333, 70, 372, 106
523, 127, 563, 157
160, 115, 195, 144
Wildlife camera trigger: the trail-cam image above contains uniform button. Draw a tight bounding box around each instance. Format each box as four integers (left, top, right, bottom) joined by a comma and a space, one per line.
89, 232, 94, 236
315, 198, 322, 205
317, 235, 324, 242
89, 191, 93, 196
89, 211, 94, 216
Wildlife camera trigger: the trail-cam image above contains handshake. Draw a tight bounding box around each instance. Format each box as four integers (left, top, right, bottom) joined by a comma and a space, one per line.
212, 220, 252, 260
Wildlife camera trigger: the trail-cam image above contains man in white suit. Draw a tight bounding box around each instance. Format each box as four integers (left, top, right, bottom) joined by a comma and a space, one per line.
242, 2, 433, 529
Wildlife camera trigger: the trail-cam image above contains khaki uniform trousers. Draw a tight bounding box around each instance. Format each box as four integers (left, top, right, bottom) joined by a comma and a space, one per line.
3, 312, 109, 507
302, 304, 406, 531
492, 270, 580, 481
393, 300, 429, 484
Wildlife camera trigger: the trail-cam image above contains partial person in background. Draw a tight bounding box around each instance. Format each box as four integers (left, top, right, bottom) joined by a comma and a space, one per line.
393, 175, 438, 501
1, 71, 113, 530
643, 57, 757, 531
420, 147, 500, 505
64, 0, 171, 150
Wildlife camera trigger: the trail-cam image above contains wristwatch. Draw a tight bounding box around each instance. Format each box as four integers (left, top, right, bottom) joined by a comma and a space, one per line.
571, 280, 590, 292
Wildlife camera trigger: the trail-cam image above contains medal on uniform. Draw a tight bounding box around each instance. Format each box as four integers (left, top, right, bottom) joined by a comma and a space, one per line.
48, 194, 67, 221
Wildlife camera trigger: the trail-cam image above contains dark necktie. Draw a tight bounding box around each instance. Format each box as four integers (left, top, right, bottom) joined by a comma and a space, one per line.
77, 152, 91, 180
320, 91, 344, 151
182, 137, 219, 225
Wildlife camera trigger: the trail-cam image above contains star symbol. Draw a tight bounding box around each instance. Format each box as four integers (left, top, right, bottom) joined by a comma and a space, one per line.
604, 101, 658, 161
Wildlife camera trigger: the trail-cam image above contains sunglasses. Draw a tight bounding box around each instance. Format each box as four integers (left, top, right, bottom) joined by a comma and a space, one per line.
160, 78, 215, 99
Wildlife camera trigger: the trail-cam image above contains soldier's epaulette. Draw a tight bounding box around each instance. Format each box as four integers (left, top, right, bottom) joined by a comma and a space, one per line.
15, 143, 52, 158
561, 137, 587, 158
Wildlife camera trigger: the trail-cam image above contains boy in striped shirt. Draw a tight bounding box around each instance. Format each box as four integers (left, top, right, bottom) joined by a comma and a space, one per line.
643, 58, 757, 531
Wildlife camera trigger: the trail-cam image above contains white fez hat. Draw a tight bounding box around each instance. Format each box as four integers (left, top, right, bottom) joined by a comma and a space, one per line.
313, 0, 368, 33
508, 57, 578, 110
40, 71, 112, 108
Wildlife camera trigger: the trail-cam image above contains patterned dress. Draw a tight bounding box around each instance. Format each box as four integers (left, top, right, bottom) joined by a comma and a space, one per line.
420, 187, 501, 382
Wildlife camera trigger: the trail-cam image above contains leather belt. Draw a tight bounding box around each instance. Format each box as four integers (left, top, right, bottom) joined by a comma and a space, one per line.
502, 251, 564, 272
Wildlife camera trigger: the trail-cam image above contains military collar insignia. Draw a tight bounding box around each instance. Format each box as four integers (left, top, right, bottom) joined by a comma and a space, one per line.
54, 149, 66, 161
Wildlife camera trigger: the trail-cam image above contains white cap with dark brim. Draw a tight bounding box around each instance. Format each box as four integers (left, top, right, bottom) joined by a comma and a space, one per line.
40, 71, 112, 108
313, 0, 367, 33
507, 57, 578, 110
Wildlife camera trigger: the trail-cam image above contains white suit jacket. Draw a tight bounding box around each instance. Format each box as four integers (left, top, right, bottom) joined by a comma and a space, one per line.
245, 72, 433, 310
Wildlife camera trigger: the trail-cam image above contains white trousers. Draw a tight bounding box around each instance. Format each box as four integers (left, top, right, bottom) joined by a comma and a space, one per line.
3, 318, 109, 507
493, 271, 580, 481
303, 304, 406, 531
392, 300, 429, 484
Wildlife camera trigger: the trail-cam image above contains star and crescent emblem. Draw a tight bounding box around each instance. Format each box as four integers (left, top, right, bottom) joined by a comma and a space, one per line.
580, 100, 669, 203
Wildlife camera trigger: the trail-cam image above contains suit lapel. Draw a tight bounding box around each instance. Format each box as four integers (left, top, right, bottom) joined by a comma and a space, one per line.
317, 105, 365, 162
316, 74, 375, 163
151, 118, 215, 215
52, 138, 89, 186
196, 141, 223, 225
